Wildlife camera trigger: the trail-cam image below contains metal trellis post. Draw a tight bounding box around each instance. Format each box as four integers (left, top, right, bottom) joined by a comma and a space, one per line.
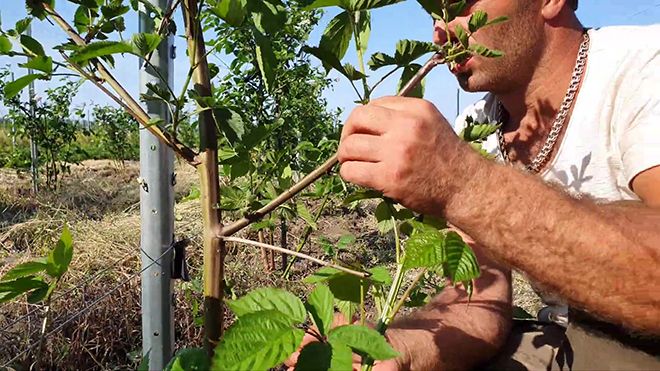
139, 0, 175, 368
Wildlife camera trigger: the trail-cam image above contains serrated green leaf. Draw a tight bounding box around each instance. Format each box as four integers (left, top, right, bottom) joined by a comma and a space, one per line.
253, 29, 277, 93
73, 6, 91, 34
397, 63, 424, 98
212, 310, 304, 371
46, 225, 74, 279
327, 272, 367, 303
133, 0, 163, 18
328, 325, 398, 360
485, 15, 508, 28
341, 63, 366, 81
336, 234, 356, 250
443, 231, 480, 283
295, 341, 353, 371
460, 123, 499, 142
1, 260, 48, 281
20, 34, 45, 57
101, 3, 129, 19
455, 24, 469, 48
319, 11, 353, 63
346, 0, 402, 11
343, 189, 382, 204
210, 0, 247, 27
468, 10, 488, 33
306, 285, 334, 337
15, 17, 32, 35
468, 44, 503, 58
394, 39, 437, 66
367, 52, 397, 71
0, 276, 46, 303
402, 228, 446, 271
4, 73, 40, 99
335, 299, 356, 325
303, 266, 341, 284
19, 56, 53, 74
303, 0, 346, 10
249, 0, 286, 34
304, 46, 364, 82
131, 33, 162, 57
69, 40, 134, 64
447, 0, 468, 22
226, 287, 307, 324
213, 107, 244, 144
164, 348, 209, 371
296, 202, 318, 230
0, 36, 12, 54
366, 266, 392, 286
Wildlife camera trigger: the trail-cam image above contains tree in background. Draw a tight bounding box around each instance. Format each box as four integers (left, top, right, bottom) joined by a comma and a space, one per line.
0, 68, 82, 189
91, 105, 139, 165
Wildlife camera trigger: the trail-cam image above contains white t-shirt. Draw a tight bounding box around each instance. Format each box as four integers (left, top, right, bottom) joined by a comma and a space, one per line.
455, 25, 660, 203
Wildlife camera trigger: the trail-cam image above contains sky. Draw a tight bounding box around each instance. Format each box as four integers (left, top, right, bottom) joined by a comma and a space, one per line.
0, 1, 659, 121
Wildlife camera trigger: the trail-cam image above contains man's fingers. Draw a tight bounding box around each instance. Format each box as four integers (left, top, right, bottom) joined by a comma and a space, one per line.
339, 161, 383, 190
341, 104, 397, 141
338, 133, 382, 163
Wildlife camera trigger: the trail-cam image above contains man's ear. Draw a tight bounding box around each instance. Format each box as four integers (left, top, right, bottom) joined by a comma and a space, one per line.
541, 0, 568, 20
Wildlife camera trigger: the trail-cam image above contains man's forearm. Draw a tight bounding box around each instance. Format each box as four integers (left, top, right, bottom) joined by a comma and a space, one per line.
443, 152, 660, 334
387, 258, 512, 370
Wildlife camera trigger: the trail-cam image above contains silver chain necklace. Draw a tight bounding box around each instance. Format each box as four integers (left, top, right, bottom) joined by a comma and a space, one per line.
497, 32, 590, 173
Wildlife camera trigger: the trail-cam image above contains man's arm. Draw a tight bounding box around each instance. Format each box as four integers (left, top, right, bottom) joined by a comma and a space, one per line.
444, 158, 660, 335
387, 249, 512, 370
338, 96, 660, 336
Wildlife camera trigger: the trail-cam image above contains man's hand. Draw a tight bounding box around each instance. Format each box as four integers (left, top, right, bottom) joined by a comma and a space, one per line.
338, 96, 475, 216
284, 313, 401, 371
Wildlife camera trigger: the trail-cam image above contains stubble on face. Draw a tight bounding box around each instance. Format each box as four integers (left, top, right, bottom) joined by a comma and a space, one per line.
457, 0, 545, 94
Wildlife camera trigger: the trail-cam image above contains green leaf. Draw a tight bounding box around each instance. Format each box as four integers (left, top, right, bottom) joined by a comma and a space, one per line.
416, 0, 444, 20
0, 277, 46, 303
336, 234, 356, 250
402, 228, 446, 271
4, 73, 40, 99
341, 63, 366, 81
15, 17, 32, 35
226, 287, 307, 324
343, 189, 383, 204
20, 34, 45, 57
249, 0, 286, 35
296, 202, 318, 230
335, 300, 356, 326
212, 310, 305, 371
394, 39, 437, 66
26, 0, 55, 20
397, 63, 424, 98
101, 3, 129, 19
328, 325, 398, 360
304, 266, 341, 284
1, 260, 47, 281
213, 108, 245, 144
295, 341, 353, 371
0, 36, 12, 54
468, 10, 488, 33
304, 46, 364, 81
455, 24, 469, 48
26, 281, 51, 304
131, 33, 162, 57
253, 29, 277, 93
305, 284, 334, 337
460, 123, 499, 142
303, 0, 345, 10
346, 0, 402, 11
327, 272, 367, 303
367, 52, 396, 71
210, 0, 247, 27
132, 0, 164, 18
165, 348, 210, 371
19, 56, 53, 74
443, 231, 480, 283
69, 40, 134, 64
46, 225, 74, 279
468, 44, 503, 58
485, 15, 508, 28
319, 11, 353, 63
73, 6, 91, 33
366, 266, 392, 286
374, 200, 393, 234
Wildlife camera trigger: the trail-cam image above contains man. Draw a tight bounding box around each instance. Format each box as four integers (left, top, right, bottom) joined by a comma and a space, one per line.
336, 0, 659, 369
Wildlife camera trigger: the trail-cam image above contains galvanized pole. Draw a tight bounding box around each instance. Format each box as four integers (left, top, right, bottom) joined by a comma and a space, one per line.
27, 24, 38, 194
139, 0, 175, 368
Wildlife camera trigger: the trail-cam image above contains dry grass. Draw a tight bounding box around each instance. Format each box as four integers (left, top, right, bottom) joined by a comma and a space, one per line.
0, 160, 542, 369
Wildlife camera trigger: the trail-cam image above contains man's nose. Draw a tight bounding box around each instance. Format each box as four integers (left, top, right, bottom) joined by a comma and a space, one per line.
433, 17, 470, 45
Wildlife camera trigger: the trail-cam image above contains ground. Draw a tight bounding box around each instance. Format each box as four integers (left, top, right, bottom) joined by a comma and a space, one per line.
0, 160, 542, 369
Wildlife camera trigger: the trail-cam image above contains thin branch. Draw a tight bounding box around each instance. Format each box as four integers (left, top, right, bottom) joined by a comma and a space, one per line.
370, 66, 402, 95
142, 0, 182, 68
389, 269, 427, 323
222, 236, 370, 278
221, 52, 446, 237
43, 3, 200, 166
